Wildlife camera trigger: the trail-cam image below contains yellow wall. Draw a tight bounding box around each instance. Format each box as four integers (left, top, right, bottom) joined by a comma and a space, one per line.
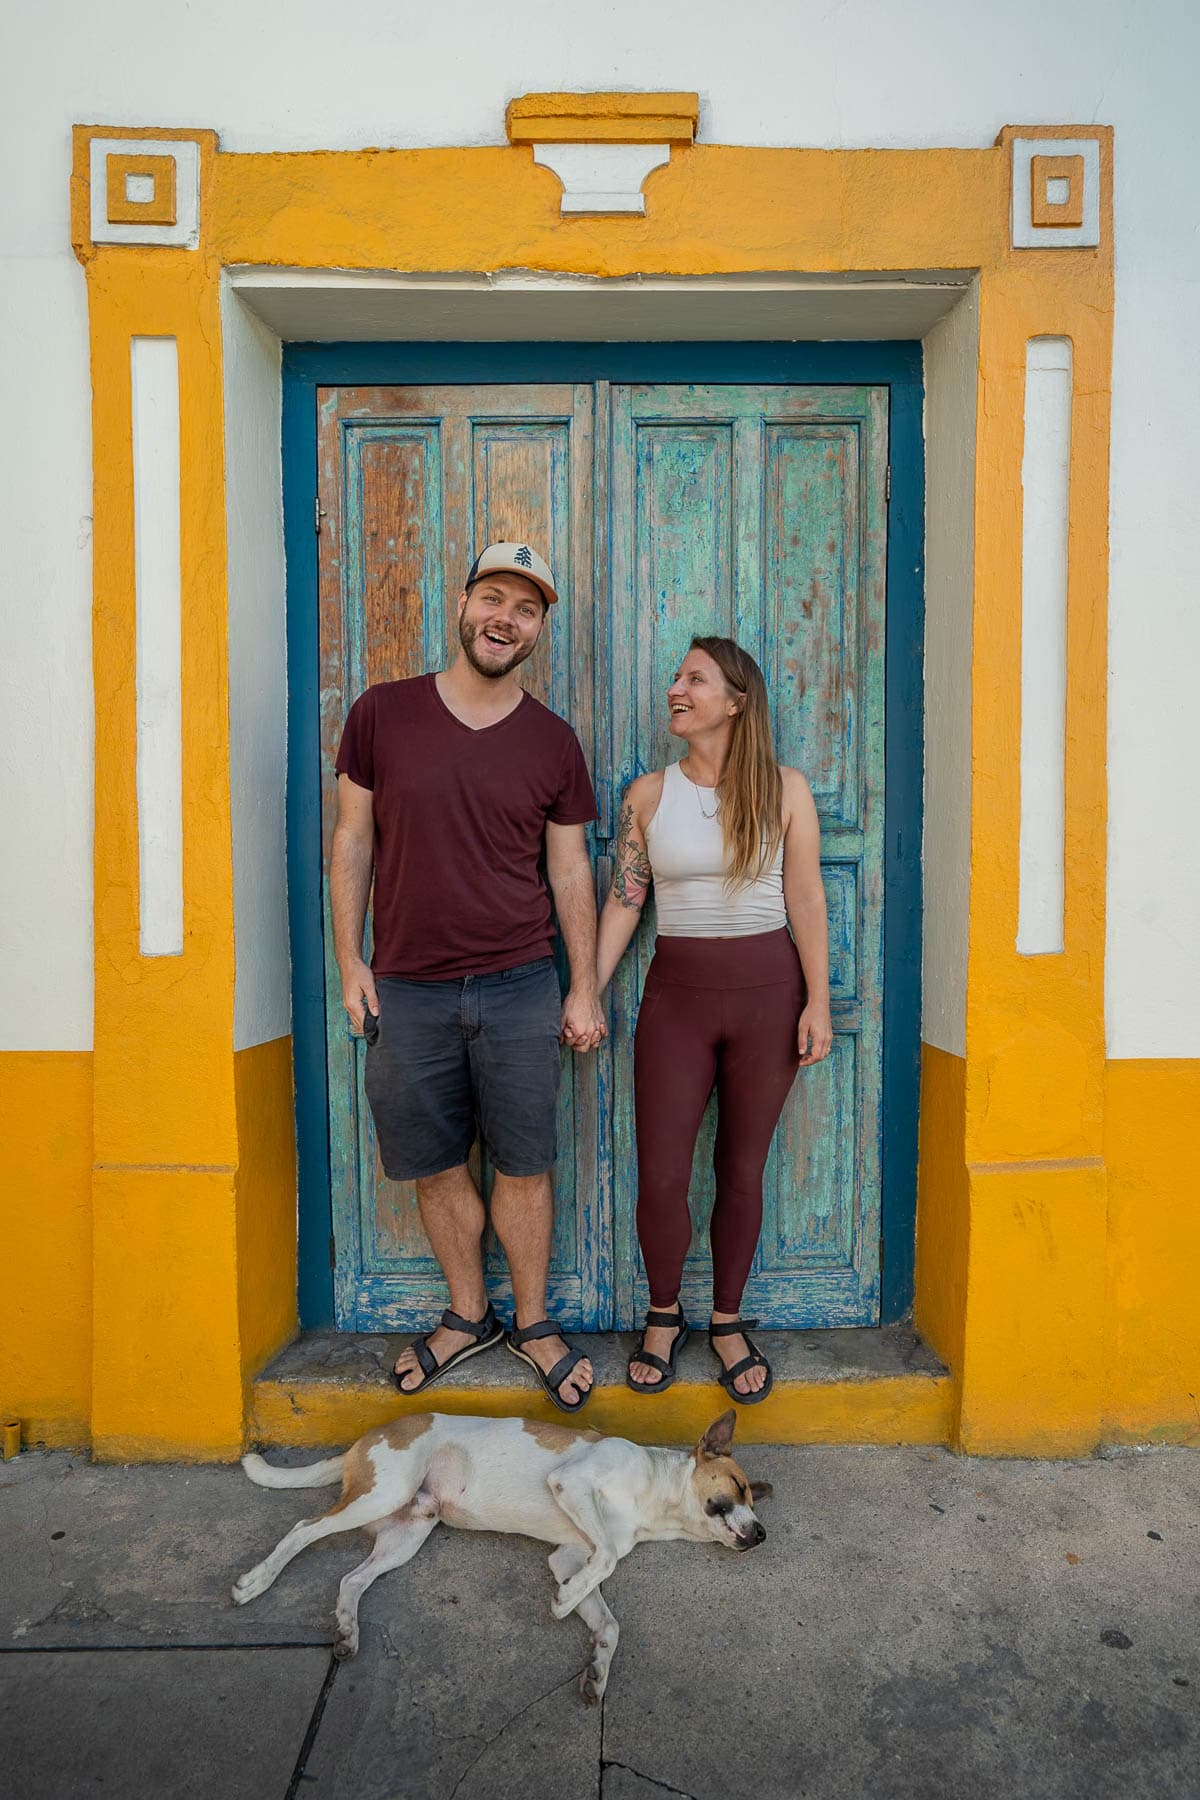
0, 1040, 297, 1462
914, 1046, 969, 1421
1104, 1059, 1200, 1444
88, 1040, 298, 1463
0, 1053, 93, 1446
90, 1166, 246, 1461
914, 1045, 1200, 1454
235, 1036, 299, 1386
955, 1158, 1108, 1457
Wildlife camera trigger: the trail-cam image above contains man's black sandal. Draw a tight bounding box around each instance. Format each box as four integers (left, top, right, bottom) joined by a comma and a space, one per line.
506, 1319, 593, 1414
392, 1303, 504, 1395
708, 1318, 774, 1406
627, 1308, 690, 1394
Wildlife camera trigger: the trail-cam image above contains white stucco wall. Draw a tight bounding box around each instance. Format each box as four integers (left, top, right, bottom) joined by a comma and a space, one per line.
0, 251, 94, 1050
4, 0, 1197, 1057
222, 282, 291, 1051
921, 286, 978, 1060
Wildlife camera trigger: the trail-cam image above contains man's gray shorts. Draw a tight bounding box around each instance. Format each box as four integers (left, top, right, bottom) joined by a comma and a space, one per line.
363, 958, 562, 1182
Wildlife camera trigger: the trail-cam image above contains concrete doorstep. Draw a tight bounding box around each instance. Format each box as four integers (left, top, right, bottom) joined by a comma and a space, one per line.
1, 1439, 1197, 1799
250, 1325, 952, 1450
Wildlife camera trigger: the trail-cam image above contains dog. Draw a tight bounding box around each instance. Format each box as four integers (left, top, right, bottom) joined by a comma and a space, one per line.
233, 1406, 771, 1703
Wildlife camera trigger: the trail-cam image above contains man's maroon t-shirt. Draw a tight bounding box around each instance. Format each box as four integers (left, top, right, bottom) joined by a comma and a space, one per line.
335, 675, 597, 980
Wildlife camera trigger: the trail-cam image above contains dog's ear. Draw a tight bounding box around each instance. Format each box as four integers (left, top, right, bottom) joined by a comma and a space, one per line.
750, 1480, 773, 1504
698, 1410, 737, 1460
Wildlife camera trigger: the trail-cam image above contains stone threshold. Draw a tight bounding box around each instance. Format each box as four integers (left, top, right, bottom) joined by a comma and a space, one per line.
250, 1324, 952, 1449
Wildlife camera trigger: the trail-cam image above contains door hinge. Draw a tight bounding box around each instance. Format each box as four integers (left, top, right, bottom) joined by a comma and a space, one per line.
885, 465, 892, 504
315, 495, 324, 536
329, 1233, 337, 1271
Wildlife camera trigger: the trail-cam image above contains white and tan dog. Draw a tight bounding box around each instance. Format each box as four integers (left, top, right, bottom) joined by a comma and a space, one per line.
234, 1408, 771, 1703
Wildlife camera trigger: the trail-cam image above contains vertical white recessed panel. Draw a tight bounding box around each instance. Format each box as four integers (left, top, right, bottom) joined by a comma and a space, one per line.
131, 336, 183, 956
1017, 337, 1072, 956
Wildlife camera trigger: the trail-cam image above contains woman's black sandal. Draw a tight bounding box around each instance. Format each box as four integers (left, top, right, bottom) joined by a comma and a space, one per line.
627, 1307, 690, 1394
392, 1303, 504, 1395
708, 1318, 774, 1406
506, 1319, 593, 1414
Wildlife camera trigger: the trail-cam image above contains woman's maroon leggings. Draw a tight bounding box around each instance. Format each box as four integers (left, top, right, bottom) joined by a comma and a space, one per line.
633, 928, 804, 1314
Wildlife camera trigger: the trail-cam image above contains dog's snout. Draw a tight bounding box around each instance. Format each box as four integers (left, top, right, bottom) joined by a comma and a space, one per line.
741, 1520, 766, 1548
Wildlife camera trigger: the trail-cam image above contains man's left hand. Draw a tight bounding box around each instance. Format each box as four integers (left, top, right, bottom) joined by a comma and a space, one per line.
561, 989, 607, 1053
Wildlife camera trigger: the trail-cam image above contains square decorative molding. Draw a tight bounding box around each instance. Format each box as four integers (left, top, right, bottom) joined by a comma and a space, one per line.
106, 153, 178, 226
89, 137, 200, 247
1011, 137, 1100, 249
1029, 155, 1084, 229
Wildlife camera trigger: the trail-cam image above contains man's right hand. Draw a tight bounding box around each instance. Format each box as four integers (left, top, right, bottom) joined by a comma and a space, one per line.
340, 959, 380, 1035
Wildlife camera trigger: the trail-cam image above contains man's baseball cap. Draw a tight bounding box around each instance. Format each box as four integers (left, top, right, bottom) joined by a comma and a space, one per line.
465, 541, 558, 606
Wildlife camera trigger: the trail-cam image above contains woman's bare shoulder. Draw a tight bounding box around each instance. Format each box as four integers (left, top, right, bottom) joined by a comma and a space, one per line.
619, 770, 664, 836
626, 769, 665, 807
779, 765, 815, 820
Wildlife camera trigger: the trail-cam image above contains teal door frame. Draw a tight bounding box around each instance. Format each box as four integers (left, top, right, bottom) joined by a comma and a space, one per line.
283, 342, 925, 1330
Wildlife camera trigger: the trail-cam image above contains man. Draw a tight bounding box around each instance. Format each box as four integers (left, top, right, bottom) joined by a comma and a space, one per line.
331, 543, 605, 1412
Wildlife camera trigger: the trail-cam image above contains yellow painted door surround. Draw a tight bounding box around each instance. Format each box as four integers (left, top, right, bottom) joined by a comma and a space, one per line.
57, 98, 1142, 1459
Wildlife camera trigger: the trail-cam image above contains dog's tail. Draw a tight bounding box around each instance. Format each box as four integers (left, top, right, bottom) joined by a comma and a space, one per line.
240, 1452, 345, 1489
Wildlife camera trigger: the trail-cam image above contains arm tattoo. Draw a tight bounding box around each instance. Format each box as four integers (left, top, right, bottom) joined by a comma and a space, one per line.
612, 800, 653, 911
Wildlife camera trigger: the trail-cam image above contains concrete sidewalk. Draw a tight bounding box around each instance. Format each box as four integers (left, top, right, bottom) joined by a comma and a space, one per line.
1, 1438, 1197, 1799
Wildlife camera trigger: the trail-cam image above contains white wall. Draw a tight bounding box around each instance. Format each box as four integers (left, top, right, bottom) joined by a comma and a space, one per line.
0, 254, 93, 1050
922, 285, 978, 1059
222, 282, 290, 1051
4, 0, 1197, 1057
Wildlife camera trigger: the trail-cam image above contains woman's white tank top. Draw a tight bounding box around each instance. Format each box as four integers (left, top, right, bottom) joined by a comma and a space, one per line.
645, 761, 786, 938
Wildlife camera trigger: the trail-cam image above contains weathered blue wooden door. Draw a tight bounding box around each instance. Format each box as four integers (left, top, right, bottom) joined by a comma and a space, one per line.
606, 384, 887, 1327
317, 380, 887, 1333
317, 384, 609, 1330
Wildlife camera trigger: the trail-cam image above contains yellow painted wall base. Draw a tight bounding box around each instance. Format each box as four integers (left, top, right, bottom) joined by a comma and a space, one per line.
87, 1037, 300, 1462
91, 1166, 246, 1462
957, 1160, 1108, 1457
914, 1046, 969, 1412
914, 1042, 1109, 1456
5, 1038, 1196, 1460
914, 1044, 1200, 1456
251, 1370, 953, 1452
0, 1034, 302, 1462
235, 1037, 299, 1386
1104, 1058, 1200, 1446
0, 1052, 93, 1448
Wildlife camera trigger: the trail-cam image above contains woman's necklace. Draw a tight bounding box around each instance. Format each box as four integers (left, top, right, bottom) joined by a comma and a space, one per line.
683, 758, 721, 820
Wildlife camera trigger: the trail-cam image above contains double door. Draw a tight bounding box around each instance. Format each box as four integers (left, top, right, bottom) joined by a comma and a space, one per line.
317, 380, 887, 1331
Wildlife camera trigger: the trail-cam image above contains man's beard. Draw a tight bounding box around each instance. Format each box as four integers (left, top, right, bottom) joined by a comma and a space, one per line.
459, 614, 535, 681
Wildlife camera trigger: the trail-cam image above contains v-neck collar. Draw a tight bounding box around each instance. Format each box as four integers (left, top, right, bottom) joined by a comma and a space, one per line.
429, 672, 529, 736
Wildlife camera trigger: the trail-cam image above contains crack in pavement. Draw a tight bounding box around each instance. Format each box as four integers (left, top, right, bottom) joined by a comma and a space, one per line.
600, 1758, 699, 1800
599, 1706, 697, 1800
446, 1672, 579, 1800
284, 1651, 340, 1800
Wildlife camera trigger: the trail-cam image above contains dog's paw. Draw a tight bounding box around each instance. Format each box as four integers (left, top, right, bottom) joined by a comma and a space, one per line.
231, 1572, 264, 1607
551, 1585, 578, 1621
579, 1661, 607, 1706
332, 1633, 358, 1661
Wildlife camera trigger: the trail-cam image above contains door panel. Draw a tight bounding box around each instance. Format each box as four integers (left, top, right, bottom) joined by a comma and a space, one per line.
317, 378, 888, 1335
317, 384, 606, 1330
608, 384, 887, 1327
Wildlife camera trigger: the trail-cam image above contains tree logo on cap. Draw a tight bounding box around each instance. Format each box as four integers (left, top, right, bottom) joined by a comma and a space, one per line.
514, 545, 533, 568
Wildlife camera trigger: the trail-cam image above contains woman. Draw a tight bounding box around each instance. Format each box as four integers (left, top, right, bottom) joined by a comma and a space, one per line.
596, 636, 832, 1403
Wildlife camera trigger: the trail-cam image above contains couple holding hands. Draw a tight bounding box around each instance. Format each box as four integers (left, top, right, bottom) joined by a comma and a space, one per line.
331, 541, 832, 1413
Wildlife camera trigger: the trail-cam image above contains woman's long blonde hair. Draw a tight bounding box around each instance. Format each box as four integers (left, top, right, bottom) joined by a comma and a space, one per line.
689, 636, 783, 886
